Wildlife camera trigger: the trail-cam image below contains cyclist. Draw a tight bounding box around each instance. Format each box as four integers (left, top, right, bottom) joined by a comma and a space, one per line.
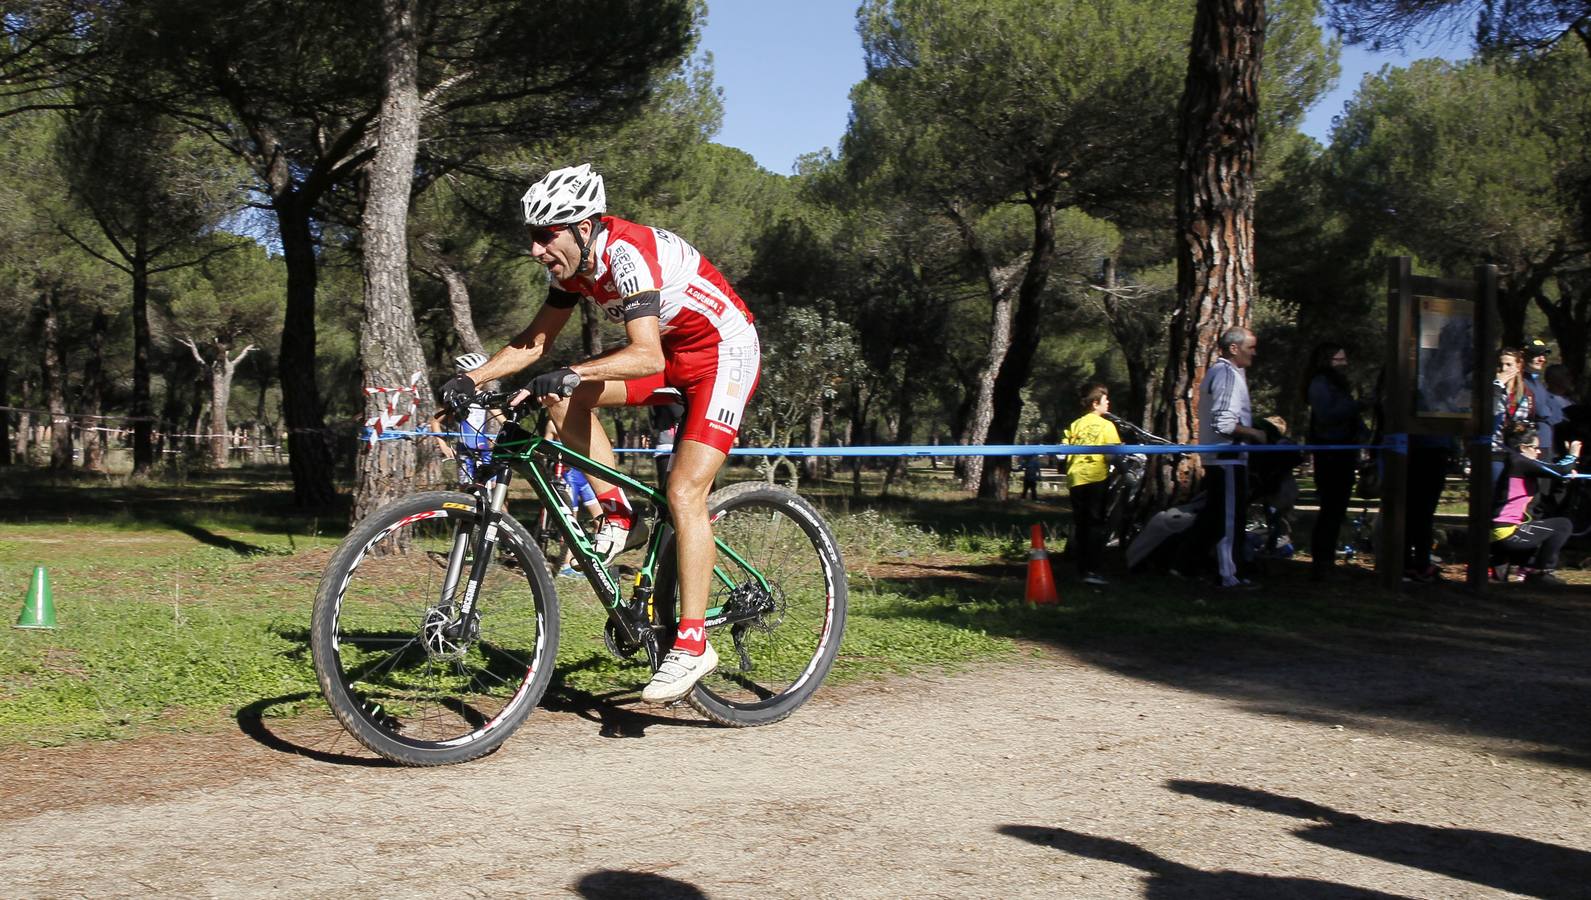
441, 163, 760, 704
431, 352, 496, 485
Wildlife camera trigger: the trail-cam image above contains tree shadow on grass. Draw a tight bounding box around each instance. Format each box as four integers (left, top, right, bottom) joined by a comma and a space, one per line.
162, 518, 275, 555
869, 557, 1591, 770
998, 824, 1410, 898
1167, 780, 1591, 898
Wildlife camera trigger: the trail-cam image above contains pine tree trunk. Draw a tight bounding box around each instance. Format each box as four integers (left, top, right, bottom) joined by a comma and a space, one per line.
1534, 273, 1589, 386
82, 310, 108, 472
804, 406, 824, 483
959, 305, 1009, 492
977, 200, 1059, 499
353, 0, 433, 525
0, 363, 10, 466
277, 198, 337, 506
131, 255, 155, 475
1155, 0, 1265, 494
208, 358, 229, 468
197, 341, 254, 470
438, 262, 486, 355
41, 288, 72, 471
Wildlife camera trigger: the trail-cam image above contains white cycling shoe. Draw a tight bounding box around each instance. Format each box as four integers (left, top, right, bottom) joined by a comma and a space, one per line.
593, 519, 630, 567
641, 643, 719, 704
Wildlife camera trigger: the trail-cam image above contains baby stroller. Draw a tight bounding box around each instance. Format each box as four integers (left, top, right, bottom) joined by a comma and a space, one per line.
1246, 418, 1304, 560
1101, 413, 1183, 549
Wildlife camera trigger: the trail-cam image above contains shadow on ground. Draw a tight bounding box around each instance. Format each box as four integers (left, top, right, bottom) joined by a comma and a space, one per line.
999, 823, 1409, 898
573, 869, 706, 899
872, 550, 1591, 771
540, 659, 714, 739
1167, 780, 1591, 898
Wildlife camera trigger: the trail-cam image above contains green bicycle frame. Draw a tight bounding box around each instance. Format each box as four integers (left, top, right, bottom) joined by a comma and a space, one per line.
486, 419, 771, 626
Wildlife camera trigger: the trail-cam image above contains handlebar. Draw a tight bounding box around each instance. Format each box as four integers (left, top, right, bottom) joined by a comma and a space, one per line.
451, 380, 573, 416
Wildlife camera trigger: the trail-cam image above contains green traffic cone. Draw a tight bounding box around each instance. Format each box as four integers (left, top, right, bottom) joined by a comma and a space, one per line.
14, 566, 56, 629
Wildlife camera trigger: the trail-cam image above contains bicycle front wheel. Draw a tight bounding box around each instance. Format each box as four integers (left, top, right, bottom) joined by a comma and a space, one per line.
310, 491, 559, 766
660, 482, 847, 727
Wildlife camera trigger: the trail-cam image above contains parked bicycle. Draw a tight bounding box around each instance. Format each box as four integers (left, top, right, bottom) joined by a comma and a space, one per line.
310, 390, 848, 766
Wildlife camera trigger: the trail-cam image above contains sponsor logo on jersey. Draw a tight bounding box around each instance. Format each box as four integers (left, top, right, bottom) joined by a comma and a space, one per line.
609, 244, 643, 295
684, 283, 727, 317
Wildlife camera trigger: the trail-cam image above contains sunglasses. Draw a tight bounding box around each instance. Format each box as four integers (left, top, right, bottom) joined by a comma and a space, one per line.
529, 224, 566, 246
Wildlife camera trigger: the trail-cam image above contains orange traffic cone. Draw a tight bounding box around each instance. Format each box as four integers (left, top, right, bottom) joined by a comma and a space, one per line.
1025, 524, 1060, 606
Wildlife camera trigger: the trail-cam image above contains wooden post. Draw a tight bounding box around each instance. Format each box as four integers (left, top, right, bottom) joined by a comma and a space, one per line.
1467, 265, 1498, 591
1377, 258, 1413, 587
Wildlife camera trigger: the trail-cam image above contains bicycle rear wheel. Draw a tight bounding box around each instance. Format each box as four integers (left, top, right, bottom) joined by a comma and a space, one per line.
659, 482, 847, 727
310, 491, 559, 766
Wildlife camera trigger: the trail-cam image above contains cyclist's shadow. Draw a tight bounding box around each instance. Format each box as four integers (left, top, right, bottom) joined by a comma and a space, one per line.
541, 658, 714, 739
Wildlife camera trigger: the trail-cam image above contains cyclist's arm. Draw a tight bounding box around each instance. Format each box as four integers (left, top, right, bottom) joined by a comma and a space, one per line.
467, 299, 576, 385
567, 294, 665, 382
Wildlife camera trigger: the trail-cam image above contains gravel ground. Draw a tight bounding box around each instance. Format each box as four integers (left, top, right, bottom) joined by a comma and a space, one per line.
2, 584, 1589, 899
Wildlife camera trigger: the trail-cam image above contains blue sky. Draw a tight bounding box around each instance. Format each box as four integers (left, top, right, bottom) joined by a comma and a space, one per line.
698, 4, 1471, 174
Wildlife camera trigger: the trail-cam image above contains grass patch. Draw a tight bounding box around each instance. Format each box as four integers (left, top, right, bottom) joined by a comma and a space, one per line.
0, 527, 332, 745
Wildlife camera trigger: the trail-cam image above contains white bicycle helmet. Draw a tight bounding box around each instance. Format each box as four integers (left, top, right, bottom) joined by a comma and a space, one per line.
520, 163, 606, 226
454, 352, 489, 373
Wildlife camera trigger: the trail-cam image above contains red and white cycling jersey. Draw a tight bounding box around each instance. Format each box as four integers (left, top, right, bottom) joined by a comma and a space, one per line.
554, 216, 760, 454
556, 216, 756, 354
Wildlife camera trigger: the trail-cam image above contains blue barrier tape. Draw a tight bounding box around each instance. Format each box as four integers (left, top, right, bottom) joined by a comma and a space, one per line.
360, 427, 1382, 457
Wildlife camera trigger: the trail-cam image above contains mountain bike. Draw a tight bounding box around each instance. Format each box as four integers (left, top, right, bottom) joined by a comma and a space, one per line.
310, 390, 848, 766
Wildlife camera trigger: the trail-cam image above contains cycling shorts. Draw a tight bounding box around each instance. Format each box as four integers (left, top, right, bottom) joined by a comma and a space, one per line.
622, 331, 760, 454
562, 468, 596, 506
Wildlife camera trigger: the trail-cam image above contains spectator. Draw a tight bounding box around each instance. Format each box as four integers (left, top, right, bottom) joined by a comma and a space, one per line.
1491, 427, 1580, 584
1063, 383, 1122, 586
1302, 342, 1364, 580
1522, 337, 1560, 453
1491, 347, 1535, 500
553, 466, 610, 577
1178, 326, 1267, 587
1544, 363, 1583, 458
1019, 455, 1043, 500
1402, 432, 1458, 583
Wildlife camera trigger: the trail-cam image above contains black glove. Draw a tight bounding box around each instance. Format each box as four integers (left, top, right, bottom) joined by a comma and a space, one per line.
530, 367, 582, 400
439, 374, 476, 412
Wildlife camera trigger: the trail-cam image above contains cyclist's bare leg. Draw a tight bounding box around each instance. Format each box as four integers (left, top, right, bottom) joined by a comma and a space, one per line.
666, 438, 727, 624
542, 380, 628, 497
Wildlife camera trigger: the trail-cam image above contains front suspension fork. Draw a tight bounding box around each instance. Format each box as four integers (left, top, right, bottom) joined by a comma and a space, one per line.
439, 481, 511, 633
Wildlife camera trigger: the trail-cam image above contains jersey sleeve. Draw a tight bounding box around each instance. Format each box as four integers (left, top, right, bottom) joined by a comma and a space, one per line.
604, 238, 661, 297
544, 286, 581, 309
620, 290, 661, 321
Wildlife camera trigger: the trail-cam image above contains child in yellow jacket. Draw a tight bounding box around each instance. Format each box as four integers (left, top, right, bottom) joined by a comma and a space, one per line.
1064, 383, 1122, 585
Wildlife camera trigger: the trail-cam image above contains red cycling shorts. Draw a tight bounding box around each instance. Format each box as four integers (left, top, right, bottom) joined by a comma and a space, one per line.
622, 332, 760, 455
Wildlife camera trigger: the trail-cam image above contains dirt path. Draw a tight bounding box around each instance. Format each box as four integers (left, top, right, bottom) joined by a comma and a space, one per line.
4, 588, 1591, 900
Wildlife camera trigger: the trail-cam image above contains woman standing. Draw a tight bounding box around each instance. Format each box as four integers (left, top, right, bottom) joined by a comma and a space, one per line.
1304, 343, 1363, 580
1492, 348, 1535, 493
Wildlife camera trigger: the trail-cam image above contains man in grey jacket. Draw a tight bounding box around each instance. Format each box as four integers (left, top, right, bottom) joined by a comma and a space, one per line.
1180, 326, 1268, 587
